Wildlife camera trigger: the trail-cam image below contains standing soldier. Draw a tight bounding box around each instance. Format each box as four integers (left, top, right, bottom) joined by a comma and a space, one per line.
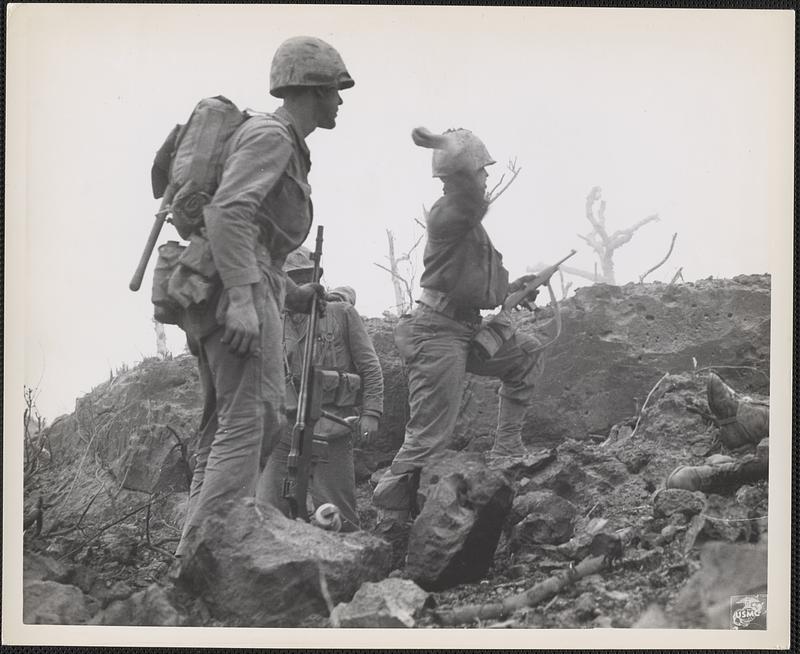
175, 37, 355, 560
372, 127, 547, 531
257, 248, 384, 531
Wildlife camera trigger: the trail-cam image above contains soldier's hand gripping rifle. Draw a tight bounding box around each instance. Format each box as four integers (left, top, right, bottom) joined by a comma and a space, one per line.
502, 249, 577, 312
283, 226, 325, 521
471, 249, 577, 361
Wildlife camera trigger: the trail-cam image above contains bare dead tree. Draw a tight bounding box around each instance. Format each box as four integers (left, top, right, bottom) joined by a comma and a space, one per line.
24, 385, 49, 479
558, 269, 573, 300
374, 227, 425, 315
577, 186, 660, 284
153, 319, 171, 359
528, 186, 661, 285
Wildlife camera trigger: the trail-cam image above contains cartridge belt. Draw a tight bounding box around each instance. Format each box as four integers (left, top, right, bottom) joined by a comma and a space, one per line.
418, 288, 481, 325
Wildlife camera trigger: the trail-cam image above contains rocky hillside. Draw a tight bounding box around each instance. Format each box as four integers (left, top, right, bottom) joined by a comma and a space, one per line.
22, 275, 771, 628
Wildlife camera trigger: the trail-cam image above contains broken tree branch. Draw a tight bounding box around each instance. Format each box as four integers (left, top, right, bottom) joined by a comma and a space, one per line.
434, 554, 607, 626
669, 267, 684, 285
608, 213, 660, 249
639, 232, 678, 283
57, 494, 165, 561
487, 159, 521, 205
630, 372, 670, 438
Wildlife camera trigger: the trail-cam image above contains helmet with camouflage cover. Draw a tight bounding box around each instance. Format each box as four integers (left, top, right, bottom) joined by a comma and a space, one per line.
270, 36, 355, 98
411, 127, 495, 178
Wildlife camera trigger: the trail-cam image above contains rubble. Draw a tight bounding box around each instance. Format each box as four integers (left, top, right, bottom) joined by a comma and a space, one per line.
509, 490, 577, 547
90, 583, 182, 626
23, 580, 95, 624
329, 578, 431, 628
652, 489, 705, 519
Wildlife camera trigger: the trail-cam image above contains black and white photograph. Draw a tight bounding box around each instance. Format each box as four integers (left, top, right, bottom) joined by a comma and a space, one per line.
3, 4, 793, 649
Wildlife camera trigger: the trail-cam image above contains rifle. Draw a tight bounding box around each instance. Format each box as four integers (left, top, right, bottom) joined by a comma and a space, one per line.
502, 249, 577, 311
471, 249, 577, 361
283, 225, 325, 520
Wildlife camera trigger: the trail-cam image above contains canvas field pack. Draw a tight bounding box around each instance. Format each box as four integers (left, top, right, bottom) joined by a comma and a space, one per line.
149, 96, 250, 325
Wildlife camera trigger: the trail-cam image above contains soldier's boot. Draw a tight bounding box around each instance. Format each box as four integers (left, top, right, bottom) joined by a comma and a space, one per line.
666, 457, 768, 493
489, 396, 530, 458
372, 469, 420, 570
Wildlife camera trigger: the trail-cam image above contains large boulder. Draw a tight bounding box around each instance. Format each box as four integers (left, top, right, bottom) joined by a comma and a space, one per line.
405, 451, 514, 591
329, 578, 431, 628
178, 498, 392, 626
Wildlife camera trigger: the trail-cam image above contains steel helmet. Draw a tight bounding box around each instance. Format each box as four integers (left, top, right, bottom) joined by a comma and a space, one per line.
270, 36, 355, 98
284, 246, 315, 274
328, 286, 356, 306
411, 127, 495, 178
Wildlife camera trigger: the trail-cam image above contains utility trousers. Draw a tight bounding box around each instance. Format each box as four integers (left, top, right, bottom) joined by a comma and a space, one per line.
175, 264, 287, 557
372, 304, 545, 513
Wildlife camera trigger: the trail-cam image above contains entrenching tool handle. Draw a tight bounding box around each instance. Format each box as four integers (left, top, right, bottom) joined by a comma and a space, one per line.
129, 203, 169, 291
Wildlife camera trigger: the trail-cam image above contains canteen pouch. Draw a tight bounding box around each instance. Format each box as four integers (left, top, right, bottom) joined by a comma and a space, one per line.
152, 241, 187, 325
167, 232, 219, 309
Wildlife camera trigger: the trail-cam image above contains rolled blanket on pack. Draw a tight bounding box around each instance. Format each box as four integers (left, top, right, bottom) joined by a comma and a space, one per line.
706, 372, 769, 449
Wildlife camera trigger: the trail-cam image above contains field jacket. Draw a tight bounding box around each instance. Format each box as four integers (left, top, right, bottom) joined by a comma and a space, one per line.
419, 183, 509, 310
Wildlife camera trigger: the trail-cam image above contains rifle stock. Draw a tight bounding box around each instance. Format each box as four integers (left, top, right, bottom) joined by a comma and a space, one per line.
284, 225, 325, 520
502, 249, 577, 311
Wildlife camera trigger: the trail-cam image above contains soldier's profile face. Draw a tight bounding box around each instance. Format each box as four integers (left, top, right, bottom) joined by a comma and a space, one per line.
315, 86, 343, 130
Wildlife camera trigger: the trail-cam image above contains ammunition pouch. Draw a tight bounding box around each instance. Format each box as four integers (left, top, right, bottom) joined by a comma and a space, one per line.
285, 370, 362, 413
152, 233, 220, 327
167, 232, 219, 308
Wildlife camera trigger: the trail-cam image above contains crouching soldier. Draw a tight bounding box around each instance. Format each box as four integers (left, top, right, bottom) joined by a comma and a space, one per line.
257, 247, 384, 531
372, 127, 548, 529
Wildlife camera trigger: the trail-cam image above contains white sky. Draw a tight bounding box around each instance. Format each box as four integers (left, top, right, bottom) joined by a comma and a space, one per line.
7, 5, 795, 422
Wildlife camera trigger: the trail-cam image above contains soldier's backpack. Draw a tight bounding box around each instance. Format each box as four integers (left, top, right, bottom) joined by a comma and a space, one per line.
149, 96, 250, 326
151, 95, 249, 239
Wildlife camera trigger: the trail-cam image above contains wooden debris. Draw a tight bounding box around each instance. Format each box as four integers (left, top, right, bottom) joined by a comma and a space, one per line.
433, 554, 607, 626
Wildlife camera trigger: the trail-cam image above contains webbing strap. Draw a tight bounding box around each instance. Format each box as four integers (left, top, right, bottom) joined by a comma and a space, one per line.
523, 280, 563, 355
